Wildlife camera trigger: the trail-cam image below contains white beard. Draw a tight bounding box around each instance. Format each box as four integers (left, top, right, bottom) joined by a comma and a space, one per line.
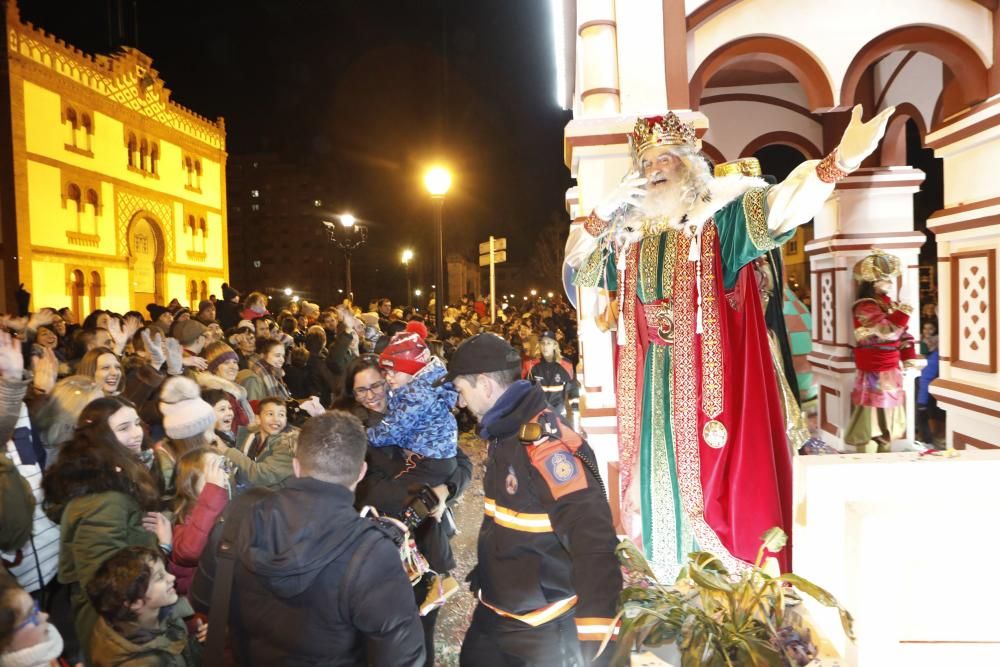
637, 174, 770, 238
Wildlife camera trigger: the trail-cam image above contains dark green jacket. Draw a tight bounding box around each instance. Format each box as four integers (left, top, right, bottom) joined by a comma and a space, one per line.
225, 428, 298, 489
56, 491, 159, 654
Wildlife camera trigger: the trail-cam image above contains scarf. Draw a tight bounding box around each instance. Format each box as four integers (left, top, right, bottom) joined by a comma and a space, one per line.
247, 356, 290, 401
0, 626, 64, 667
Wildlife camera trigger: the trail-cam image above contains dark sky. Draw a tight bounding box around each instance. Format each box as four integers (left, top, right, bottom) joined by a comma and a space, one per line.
18, 0, 574, 286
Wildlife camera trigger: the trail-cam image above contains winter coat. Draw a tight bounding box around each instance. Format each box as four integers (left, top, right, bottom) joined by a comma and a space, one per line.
356, 444, 472, 573
190, 476, 424, 666
237, 357, 290, 408
169, 483, 229, 595
88, 608, 200, 667
224, 428, 298, 490
0, 373, 36, 554
366, 358, 458, 459
53, 491, 159, 654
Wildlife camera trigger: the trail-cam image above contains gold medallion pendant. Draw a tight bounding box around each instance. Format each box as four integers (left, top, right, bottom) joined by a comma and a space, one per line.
703, 420, 728, 449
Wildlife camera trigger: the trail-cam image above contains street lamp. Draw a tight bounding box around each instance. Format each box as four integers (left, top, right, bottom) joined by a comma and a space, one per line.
530, 289, 537, 297
283, 287, 292, 296
323, 214, 368, 304
424, 166, 452, 338
401, 248, 414, 308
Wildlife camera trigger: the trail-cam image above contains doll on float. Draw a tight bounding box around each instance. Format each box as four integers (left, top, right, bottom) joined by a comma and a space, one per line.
844, 250, 918, 453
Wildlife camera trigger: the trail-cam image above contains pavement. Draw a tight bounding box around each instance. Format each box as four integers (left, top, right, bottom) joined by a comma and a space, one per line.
434, 431, 487, 666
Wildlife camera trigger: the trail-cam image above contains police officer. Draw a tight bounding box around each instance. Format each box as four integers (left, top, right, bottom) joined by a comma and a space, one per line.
443, 333, 621, 666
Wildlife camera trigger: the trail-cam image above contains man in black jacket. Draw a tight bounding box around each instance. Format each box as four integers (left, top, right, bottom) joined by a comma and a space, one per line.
443, 334, 622, 666
192, 411, 424, 666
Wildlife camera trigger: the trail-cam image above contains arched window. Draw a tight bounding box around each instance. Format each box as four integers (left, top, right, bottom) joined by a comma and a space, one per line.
70, 269, 85, 318
139, 139, 148, 172
198, 218, 207, 253
199, 280, 208, 301
65, 107, 77, 146
149, 144, 158, 175
66, 183, 82, 231
88, 271, 101, 313
187, 215, 197, 252
85, 189, 99, 234
184, 157, 193, 187
189, 280, 198, 308
194, 161, 202, 190
80, 114, 92, 152
127, 133, 137, 168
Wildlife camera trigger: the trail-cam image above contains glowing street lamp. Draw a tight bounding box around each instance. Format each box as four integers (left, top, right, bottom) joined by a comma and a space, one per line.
547, 291, 554, 298
283, 287, 292, 296
424, 166, 452, 338
323, 213, 368, 303
340, 213, 356, 227
530, 289, 537, 297
401, 248, 415, 307
415, 288, 423, 297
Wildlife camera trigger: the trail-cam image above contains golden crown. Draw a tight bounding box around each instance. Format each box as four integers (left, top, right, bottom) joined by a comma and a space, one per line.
630, 112, 698, 157
714, 157, 762, 178
854, 249, 902, 283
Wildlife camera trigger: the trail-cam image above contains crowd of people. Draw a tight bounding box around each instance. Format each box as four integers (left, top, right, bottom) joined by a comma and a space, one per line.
0, 282, 611, 667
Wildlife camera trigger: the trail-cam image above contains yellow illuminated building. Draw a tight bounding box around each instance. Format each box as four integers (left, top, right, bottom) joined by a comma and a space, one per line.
0, 2, 227, 315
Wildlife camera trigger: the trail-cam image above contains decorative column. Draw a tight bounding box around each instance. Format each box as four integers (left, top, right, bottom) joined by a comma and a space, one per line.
806, 167, 926, 448
577, 0, 621, 116
926, 95, 1000, 449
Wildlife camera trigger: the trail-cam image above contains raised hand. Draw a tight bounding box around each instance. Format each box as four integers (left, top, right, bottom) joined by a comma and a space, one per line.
203, 453, 229, 488
181, 354, 208, 371
106, 318, 128, 355
837, 105, 896, 170
595, 170, 647, 221
123, 313, 142, 342
0, 330, 23, 380
31, 347, 58, 394
141, 329, 167, 370
165, 337, 183, 376
26, 310, 56, 332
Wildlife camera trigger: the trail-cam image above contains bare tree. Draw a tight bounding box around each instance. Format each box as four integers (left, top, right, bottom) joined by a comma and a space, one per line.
531, 212, 569, 287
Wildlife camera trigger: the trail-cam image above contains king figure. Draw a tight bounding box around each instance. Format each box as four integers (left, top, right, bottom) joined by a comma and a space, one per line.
564, 106, 895, 576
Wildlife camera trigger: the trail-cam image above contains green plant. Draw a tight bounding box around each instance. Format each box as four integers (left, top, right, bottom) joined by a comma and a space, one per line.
600, 528, 854, 667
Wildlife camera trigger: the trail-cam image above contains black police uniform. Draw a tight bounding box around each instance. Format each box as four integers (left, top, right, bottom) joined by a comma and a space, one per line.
460, 381, 621, 667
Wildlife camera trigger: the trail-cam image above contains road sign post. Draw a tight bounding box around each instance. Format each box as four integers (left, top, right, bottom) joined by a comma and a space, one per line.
479, 236, 507, 323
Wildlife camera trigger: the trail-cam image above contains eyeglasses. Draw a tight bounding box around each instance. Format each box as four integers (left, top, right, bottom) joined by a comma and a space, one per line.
14, 600, 42, 632
354, 381, 387, 397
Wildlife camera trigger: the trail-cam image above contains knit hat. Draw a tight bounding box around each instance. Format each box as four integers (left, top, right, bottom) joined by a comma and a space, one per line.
172, 320, 208, 347
147, 303, 169, 322
204, 341, 239, 373
222, 283, 239, 301
404, 319, 429, 342
159, 376, 217, 440
379, 331, 431, 375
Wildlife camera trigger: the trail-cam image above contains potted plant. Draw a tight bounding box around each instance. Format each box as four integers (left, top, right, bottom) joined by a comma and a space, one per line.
600, 528, 853, 666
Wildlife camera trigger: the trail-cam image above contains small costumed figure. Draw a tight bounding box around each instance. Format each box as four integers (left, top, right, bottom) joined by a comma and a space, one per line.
844, 250, 917, 453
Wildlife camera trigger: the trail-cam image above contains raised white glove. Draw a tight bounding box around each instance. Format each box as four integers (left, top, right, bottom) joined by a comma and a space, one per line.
836, 105, 896, 170
165, 337, 183, 376
594, 170, 647, 221
142, 329, 166, 370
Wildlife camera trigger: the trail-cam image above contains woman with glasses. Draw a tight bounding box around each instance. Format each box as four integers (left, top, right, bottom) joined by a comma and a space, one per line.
0, 572, 65, 666
335, 354, 473, 667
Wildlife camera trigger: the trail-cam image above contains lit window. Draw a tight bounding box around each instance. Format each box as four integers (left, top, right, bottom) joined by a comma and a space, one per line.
251, 204, 260, 212
250, 189, 260, 198
313, 199, 322, 207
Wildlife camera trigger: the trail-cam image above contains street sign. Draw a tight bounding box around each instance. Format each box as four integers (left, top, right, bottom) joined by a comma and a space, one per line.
479, 250, 507, 266
479, 238, 507, 254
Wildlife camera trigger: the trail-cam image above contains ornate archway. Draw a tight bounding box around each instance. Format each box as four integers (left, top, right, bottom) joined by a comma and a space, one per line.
840, 25, 989, 113
690, 35, 836, 111
125, 212, 166, 312
740, 131, 822, 160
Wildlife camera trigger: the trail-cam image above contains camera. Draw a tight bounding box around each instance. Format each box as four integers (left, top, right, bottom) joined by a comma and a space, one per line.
398, 484, 440, 533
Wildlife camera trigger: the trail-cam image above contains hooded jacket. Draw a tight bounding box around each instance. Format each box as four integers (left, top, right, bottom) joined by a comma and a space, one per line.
88, 610, 199, 667
366, 357, 458, 459
191, 475, 424, 666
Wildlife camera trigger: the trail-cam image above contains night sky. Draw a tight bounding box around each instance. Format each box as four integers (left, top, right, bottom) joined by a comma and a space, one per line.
18, 0, 574, 295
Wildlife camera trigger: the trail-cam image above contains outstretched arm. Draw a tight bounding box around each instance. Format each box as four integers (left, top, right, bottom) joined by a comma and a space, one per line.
766, 105, 895, 235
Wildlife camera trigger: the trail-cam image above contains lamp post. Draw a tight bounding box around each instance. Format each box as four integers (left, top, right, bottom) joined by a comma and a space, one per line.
424, 166, 452, 339
323, 213, 367, 305
401, 248, 414, 308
